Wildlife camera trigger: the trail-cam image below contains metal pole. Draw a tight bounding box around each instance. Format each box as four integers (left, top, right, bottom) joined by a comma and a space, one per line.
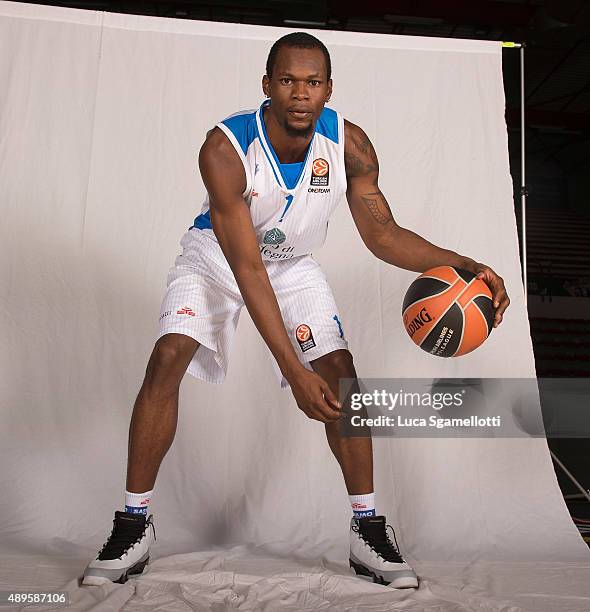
520, 44, 527, 303
550, 451, 590, 504
502, 42, 527, 298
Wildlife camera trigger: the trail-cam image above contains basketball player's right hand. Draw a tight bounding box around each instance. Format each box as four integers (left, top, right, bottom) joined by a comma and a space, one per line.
289, 368, 343, 423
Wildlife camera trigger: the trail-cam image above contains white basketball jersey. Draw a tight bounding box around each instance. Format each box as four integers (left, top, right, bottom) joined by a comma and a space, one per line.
190, 99, 347, 261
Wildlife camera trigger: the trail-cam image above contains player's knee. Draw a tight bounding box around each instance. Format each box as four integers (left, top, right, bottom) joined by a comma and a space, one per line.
145, 334, 198, 385
316, 349, 355, 377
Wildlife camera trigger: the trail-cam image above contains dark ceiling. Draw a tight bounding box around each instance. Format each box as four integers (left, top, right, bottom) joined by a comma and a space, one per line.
20, 0, 590, 177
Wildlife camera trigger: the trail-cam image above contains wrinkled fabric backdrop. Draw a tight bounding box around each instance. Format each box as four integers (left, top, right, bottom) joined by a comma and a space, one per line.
1, 2, 589, 610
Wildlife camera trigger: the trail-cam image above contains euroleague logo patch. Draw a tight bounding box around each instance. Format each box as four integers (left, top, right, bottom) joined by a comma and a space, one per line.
311, 158, 329, 186
295, 323, 316, 352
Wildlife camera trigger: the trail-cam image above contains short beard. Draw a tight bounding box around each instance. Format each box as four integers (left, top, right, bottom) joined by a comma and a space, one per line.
283, 118, 314, 139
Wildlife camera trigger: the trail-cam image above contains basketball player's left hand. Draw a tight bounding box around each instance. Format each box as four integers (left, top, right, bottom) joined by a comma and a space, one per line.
473, 264, 510, 328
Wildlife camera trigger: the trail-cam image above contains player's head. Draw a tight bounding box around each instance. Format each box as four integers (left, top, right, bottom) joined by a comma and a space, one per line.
262, 32, 333, 138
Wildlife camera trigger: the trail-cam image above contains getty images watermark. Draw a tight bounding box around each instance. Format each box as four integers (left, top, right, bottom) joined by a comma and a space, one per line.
349, 387, 501, 430
337, 378, 590, 438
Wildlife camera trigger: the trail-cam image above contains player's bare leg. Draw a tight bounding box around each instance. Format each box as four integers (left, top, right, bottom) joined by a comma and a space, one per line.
127, 333, 200, 491
310, 349, 373, 494
310, 348, 418, 589
83, 332, 199, 585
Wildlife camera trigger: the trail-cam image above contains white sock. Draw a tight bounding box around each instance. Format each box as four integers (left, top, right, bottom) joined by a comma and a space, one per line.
349, 492, 376, 518
125, 489, 153, 516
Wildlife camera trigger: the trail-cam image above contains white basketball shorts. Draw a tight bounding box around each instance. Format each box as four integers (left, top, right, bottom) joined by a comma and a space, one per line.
157, 228, 348, 388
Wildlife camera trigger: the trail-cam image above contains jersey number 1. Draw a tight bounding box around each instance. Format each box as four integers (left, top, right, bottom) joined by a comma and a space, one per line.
278, 194, 294, 223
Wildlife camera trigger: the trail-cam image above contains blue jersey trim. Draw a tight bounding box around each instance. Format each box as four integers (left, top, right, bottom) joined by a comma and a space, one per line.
280, 161, 304, 189
258, 128, 284, 188
315, 107, 339, 144
220, 110, 258, 156
192, 209, 212, 230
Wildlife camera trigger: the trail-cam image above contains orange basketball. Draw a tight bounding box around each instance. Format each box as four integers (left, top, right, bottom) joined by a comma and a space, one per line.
402, 266, 494, 357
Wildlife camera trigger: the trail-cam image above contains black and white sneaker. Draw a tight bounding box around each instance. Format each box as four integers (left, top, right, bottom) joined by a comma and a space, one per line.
349, 516, 418, 589
82, 511, 156, 586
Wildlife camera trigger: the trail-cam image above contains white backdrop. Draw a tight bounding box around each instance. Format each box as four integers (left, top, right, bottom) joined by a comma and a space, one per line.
1, 2, 589, 610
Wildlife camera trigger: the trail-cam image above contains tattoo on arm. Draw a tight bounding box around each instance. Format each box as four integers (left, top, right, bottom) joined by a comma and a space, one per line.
360, 191, 393, 226
345, 125, 379, 177
345, 152, 378, 176
344, 152, 370, 176
354, 134, 370, 155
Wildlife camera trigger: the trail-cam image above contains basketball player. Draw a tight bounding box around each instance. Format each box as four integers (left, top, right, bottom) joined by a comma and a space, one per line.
83, 32, 510, 589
